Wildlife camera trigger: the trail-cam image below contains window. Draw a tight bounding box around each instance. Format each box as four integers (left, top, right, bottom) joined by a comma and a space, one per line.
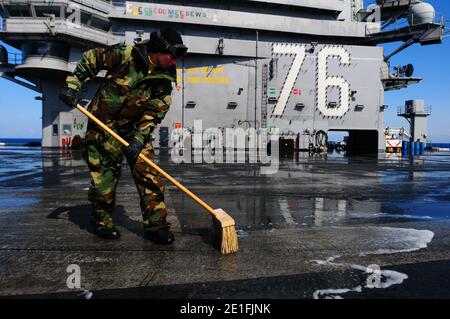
7, 5, 31, 17
64, 9, 90, 26
62, 124, 72, 136
34, 6, 61, 18
81, 11, 90, 25
52, 124, 58, 136
91, 16, 111, 31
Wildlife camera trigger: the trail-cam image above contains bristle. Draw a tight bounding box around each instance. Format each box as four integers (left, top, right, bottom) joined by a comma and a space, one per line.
212, 209, 239, 254
221, 225, 239, 255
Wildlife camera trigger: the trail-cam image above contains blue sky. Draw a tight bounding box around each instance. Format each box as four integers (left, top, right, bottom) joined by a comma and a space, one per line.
0, 40, 42, 138
375, 0, 450, 143
0, 1, 449, 141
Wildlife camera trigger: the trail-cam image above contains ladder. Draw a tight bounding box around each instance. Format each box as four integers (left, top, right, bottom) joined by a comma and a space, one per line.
261, 63, 268, 128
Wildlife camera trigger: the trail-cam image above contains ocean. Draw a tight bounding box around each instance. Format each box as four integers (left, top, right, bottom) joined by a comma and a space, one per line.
428, 143, 450, 148
0, 138, 449, 148
0, 138, 42, 146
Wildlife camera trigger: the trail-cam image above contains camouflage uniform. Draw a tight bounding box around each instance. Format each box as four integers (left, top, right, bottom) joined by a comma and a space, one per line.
64, 43, 175, 232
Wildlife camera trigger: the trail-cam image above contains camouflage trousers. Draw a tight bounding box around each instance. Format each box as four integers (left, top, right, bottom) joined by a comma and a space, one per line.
83, 130, 169, 232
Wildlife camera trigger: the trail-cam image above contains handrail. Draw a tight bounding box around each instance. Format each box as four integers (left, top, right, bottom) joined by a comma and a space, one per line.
397, 105, 432, 115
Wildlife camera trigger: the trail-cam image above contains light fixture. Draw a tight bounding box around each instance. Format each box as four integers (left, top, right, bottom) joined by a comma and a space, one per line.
294, 103, 305, 111
227, 102, 238, 109
328, 102, 337, 108
185, 101, 196, 108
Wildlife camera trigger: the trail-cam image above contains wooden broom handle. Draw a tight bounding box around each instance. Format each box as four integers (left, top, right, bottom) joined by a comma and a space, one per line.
76, 104, 219, 218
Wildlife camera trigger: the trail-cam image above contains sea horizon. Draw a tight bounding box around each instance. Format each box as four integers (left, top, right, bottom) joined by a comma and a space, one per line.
0, 137, 42, 146
0, 137, 449, 148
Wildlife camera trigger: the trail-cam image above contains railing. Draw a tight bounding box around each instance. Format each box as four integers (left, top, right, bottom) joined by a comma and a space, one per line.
397, 105, 432, 116
3, 18, 117, 45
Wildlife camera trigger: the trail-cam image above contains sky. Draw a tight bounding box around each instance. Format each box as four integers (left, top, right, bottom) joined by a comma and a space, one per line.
374, 0, 450, 143
0, 0, 449, 141
0, 40, 42, 138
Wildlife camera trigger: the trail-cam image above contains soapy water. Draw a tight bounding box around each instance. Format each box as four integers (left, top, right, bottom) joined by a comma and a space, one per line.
312, 227, 434, 299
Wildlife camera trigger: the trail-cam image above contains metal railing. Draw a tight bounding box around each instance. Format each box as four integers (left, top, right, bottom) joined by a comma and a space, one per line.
3, 18, 117, 45
397, 105, 432, 116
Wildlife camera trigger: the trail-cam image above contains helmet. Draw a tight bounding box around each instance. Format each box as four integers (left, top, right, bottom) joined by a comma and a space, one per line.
148, 27, 188, 58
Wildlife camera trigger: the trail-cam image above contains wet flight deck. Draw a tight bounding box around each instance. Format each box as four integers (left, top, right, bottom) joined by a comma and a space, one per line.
1, 147, 450, 299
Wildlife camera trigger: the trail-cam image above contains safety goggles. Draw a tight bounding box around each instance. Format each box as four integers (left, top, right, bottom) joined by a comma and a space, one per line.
157, 31, 188, 59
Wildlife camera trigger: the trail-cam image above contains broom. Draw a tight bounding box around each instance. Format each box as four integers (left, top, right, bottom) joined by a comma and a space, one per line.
76, 104, 239, 255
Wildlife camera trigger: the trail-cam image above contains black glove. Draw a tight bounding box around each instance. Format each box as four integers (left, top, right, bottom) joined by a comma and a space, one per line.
59, 86, 79, 108
123, 137, 143, 166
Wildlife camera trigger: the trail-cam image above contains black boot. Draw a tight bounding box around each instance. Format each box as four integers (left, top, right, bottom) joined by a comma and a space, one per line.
144, 228, 175, 245
94, 226, 121, 240
91, 216, 121, 240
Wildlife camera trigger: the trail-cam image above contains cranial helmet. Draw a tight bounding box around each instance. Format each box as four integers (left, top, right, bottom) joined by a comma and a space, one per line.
148, 27, 188, 58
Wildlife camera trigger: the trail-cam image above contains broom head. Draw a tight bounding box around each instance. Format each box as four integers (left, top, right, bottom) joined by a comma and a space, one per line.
212, 208, 239, 255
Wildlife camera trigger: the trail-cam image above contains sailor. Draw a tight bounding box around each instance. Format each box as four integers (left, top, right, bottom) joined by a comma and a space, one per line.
59, 28, 188, 244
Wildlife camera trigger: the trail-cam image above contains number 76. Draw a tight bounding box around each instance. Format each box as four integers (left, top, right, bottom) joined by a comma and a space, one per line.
271, 44, 351, 118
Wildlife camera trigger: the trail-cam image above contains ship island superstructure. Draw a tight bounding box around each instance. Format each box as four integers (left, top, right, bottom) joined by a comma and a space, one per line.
0, 0, 445, 153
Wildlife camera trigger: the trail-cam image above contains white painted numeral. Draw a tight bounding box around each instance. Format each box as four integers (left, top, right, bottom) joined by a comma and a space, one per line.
317, 46, 351, 117
272, 44, 306, 116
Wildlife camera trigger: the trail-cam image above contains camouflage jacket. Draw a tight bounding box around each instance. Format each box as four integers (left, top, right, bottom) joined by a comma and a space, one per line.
65, 43, 176, 144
